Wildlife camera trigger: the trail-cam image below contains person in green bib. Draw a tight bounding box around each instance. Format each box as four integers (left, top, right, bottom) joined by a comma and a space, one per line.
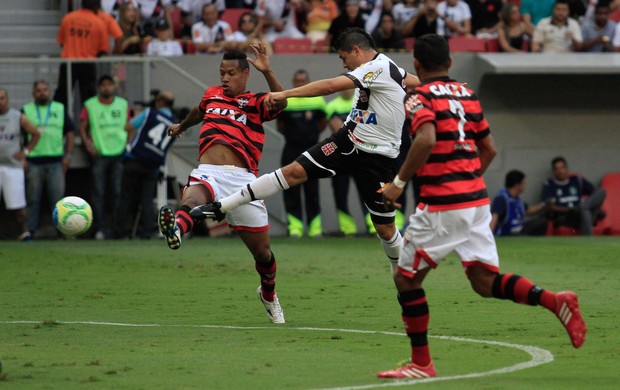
277, 70, 327, 238
22, 80, 75, 238
79, 75, 130, 240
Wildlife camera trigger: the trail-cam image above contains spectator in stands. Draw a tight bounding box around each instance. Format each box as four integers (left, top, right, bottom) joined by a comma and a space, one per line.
584, 0, 620, 22
79, 75, 130, 240
54, 0, 108, 106
392, 0, 421, 32
490, 170, 548, 236
136, 0, 174, 37
497, 2, 533, 52
326, 0, 365, 50
465, 0, 502, 38
0, 88, 40, 241
147, 18, 184, 56
178, 0, 226, 38
581, 3, 616, 52
304, 0, 340, 43
115, 2, 144, 54
231, 11, 272, 53
543, 156, 607, 236
98, 6, 125, 54
520, 0, 554, 31
614, 19, 620, 50
116, 91, 176, 239
102, 0, 139, 20
402, 0, 440, 38
255, 0, 305, 41
359, 0, 394, 34
22, 81, 75, 238
325, 86, 359, 236
371, 12, 405, 50
532, 0, 583, 53
436, 0, 473, 38
192, 3, 235, 54
277, 69, 327, 238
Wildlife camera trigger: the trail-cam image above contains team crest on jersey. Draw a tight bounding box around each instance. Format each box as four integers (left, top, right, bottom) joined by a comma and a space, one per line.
237, 98, 249, 108
321, 142, 337, 156
404, 94, 423, 118
358, 90, 368, 103
363, 69, 383, 87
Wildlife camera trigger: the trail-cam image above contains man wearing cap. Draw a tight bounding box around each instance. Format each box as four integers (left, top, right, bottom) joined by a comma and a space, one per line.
146, 18, 184, 56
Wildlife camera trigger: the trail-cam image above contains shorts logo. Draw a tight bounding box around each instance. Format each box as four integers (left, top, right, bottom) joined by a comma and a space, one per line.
321, 142, 337, 156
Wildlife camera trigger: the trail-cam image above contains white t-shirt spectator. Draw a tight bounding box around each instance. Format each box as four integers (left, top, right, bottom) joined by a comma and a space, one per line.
255, 0, 304, 40
178, 0, 226, 23
192, 19, 234, 45
436, 1, 472, 37
147, 39, 184, 56
392, 2, 420, 28
101, 0, 139, 19
533, 17, 583, 53
136, 0, 173, 20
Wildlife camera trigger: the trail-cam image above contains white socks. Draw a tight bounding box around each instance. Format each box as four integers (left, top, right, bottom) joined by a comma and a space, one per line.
379, 229, 402, 274
219, 169, 289, 212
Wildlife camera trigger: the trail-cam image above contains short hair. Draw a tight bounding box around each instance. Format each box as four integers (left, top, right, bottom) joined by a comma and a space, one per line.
157, 91, 175, 108
293, 69, 309, 79
334, 27, 376, 52
554, 0, 570, 7
505, 170, 525, 188
82, 0, 100, 11
237, 12, 257, 30
222, 50, 249, 71
32, 80, 49, 89
551, 156, 567, 167
414, 34, 450, 71
98, 74, 115, 85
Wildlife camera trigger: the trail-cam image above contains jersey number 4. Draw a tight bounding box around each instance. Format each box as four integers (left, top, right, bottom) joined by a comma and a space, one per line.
148, 123, 173, 151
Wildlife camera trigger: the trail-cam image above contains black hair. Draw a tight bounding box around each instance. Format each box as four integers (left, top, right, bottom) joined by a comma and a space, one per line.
333, 27, 376, 52
554, 0, 570, 6
82, 0, 100, 11
414, 34, 450, 72
595, 1, 611, 12
222, 50, 249, 71
98, 74, 115, 85
505, 170, 525, 188
32, 79, 49, 89
237, 11, 258, 31
551, 156, 567, 167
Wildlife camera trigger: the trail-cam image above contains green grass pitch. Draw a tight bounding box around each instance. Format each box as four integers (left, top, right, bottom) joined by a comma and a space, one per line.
0, 236, 618, 389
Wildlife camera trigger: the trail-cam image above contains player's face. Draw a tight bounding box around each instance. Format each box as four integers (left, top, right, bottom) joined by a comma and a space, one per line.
220, 60, 249, 97
98, 80, 116, 99
0, 91, 8, 113
553, 161, 569, 181
338, 49, 359, 71
33, 83, 51, 105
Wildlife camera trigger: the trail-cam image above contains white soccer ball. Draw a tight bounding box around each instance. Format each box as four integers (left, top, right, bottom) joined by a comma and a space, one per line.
53, 196, 93, 237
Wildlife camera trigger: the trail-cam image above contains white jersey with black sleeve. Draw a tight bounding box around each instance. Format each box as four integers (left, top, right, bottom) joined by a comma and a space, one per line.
343, 53, 407, 158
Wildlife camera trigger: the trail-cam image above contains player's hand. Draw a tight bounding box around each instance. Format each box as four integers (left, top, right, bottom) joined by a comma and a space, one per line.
168, 123, 183, 138
381, 184, 403, 210
266, 91, 287, 110
248, 42, 270, 73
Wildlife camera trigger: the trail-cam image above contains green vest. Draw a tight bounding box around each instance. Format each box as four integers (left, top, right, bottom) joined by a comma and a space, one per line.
326, 95, 354, 119
284, 96, 327, 112
85, 96, 129, 156
23, 101, 66, 157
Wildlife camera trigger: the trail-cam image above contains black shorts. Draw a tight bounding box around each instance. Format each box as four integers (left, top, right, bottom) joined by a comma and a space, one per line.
296, 129, 396, 225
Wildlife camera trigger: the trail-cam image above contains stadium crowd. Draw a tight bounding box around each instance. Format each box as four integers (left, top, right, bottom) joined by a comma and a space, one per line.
0, 0, 616, 241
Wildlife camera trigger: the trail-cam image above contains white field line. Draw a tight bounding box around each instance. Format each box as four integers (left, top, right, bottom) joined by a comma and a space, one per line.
1, 320, 554, 389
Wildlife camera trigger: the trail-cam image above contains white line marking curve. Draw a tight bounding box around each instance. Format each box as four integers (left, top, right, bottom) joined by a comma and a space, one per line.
1, 320, 554, 389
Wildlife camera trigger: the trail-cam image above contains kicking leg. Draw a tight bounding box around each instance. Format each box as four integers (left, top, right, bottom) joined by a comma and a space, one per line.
159, 185, 211, 250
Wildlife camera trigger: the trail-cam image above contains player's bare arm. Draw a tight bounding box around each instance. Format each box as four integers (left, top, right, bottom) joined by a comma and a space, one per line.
475, 133, 497, 175
248, 42, 284, 93
168, 106, 204, 137
266, 75, 354, 109
404, 73, 421, 88
382, 122, 435, 209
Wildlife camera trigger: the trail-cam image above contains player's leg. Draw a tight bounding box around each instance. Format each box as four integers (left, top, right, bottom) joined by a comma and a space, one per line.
461, 206, 586, 348
237, 230, 284, 323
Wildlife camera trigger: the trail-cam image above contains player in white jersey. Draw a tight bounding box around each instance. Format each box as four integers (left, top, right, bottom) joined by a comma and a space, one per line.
191, 28, 420, 273
0, 88, 40, 240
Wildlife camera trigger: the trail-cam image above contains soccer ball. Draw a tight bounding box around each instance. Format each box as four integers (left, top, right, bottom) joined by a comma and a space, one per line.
53, 196, 93, 236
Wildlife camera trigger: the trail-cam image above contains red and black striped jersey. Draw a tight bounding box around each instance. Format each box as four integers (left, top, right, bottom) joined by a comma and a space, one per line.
198, 86, 282, 175
410, 76, 491, 211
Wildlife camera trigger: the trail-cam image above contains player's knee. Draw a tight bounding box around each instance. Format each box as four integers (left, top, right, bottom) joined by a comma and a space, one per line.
281, 163, 307, 186
375, 223, 396, 240
467, 267, 495, 297
252, 245, 273, 264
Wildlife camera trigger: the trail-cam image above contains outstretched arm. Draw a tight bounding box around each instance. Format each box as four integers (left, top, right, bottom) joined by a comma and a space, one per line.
247, 42, 287, 111
168, 106, 204, 137
266, 76, 355, 109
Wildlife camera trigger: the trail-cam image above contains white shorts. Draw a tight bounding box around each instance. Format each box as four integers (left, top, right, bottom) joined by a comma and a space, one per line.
0, 165, 26, 210
188, 164, 268, 232
398, 204, 499, 277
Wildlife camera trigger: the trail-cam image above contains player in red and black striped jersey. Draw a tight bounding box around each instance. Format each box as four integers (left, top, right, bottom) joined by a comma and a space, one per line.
378, 34, 587, 379
158, 44, 289, 324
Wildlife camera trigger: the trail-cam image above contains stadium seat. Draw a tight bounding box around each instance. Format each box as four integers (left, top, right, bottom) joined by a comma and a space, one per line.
449, 36, 486, 52
171, 6, 183, 39
485, 38, 500, 52
594, 172, 620, 235
184, 40, 196, 54
272, 38, 313, 54
221, 8, 252, 31
404, 37, 415, 51
313, 38, 329, 53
